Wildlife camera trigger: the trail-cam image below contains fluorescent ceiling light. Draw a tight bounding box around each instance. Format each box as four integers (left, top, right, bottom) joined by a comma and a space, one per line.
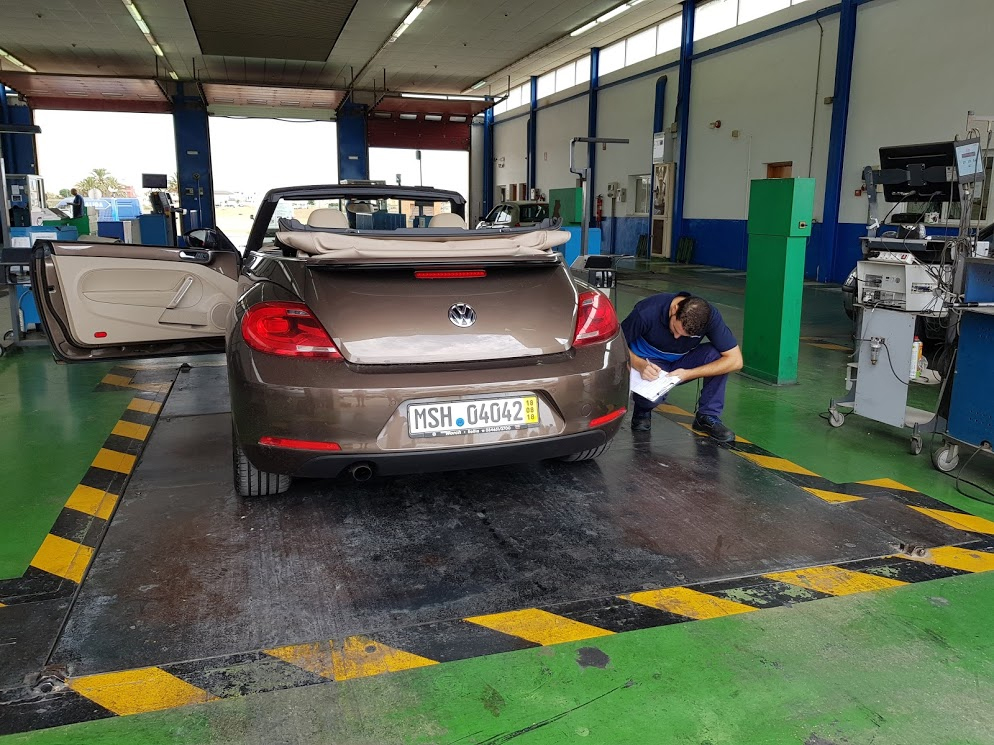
402, 93, 447, 100
151, 44, 164, 57
168, 70, 179, 80
401, 93, 486, 102
389, 0, 431, 43
571, 2, 640, 37
570, 21, 598, 37
470, 80, 487, 90
446, 94, 486, 101
596, 5, 630, 23
0, 47, 36, 73
121, 1, 171, 64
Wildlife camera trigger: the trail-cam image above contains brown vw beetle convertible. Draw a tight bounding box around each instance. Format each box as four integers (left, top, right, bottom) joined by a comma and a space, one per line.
32, 184, 630, 496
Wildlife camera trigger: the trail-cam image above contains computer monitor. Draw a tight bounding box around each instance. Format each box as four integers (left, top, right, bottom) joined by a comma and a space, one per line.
142, 173, 168, 189
876, 140, 983, 203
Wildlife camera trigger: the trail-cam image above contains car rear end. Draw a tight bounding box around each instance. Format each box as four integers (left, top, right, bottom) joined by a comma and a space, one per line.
228, 230, 629, 480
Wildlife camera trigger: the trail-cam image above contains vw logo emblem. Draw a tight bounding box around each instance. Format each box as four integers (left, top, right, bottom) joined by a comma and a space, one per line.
448, 302, 477, 328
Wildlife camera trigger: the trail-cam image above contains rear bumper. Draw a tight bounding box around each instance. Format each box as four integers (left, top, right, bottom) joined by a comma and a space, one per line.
291, 429, 610, 478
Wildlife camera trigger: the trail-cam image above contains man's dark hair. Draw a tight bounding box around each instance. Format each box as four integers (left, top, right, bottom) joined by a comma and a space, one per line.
675, 296, 712, 336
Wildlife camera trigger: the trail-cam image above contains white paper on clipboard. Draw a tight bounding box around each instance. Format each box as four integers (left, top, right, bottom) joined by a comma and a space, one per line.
629, 367, 680, 401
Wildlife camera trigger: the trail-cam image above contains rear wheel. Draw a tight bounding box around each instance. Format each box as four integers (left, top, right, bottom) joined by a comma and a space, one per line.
560, 443, 610, 462
233, 426, 291, 497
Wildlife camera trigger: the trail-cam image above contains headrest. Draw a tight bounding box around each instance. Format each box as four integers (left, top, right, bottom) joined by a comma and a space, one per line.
307, 209, 349, 229
347, 202, 373, 214
428, 213, 467, 229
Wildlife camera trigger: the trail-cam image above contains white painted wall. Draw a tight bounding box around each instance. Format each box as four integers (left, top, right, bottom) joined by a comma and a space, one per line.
536, 95, 588, 194
685, 16, 838, 221
493, 113, 528, 199
842, 0, 994, 223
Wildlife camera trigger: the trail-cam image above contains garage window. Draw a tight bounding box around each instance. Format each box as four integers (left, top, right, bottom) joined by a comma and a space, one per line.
599, 40, 626, 76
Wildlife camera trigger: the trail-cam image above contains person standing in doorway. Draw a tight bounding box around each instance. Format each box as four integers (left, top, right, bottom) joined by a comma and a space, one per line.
622, 292, 742, 442
70, 188, 84, 219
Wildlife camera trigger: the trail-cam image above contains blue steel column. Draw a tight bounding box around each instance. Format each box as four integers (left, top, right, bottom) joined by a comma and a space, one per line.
527, 76, 538, 194
587, 48, 600, 222
0, 90, 38, 174
820, 0, 857, 283
671, 0, 695, 252
337, 99, 370, 181
482, 101, 495, 215
172, 84, 215, 231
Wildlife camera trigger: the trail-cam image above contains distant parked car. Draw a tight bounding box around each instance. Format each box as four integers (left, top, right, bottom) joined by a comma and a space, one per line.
477, 201, 550, 229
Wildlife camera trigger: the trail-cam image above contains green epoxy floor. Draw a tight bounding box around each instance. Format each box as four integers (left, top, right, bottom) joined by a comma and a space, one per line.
2, 267, 993, 744
0, 347, 132, 579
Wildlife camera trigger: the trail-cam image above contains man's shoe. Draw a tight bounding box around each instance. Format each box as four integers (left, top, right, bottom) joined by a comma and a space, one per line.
631, 413, 652, 432
693, 414, 735, 443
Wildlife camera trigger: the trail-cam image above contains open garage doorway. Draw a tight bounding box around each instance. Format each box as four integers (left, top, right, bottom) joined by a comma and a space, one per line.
208, 117, 338, 247
369, 148, 469, 210
33, 110, 177, 220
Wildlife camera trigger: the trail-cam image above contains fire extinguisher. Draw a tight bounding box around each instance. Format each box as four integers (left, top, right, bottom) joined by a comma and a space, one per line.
595, 195, 603, 227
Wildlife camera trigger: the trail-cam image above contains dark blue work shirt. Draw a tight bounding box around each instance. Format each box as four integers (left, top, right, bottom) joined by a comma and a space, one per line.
621, 292, 738, 362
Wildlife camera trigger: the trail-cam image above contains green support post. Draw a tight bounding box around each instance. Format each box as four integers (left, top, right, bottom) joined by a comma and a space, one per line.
741, 178, 815, 385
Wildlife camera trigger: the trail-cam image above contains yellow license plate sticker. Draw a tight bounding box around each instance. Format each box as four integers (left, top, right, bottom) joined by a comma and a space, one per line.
523, 396, 539, 424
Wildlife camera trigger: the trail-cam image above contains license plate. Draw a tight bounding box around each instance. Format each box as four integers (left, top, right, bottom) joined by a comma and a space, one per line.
408, 396, 540, 438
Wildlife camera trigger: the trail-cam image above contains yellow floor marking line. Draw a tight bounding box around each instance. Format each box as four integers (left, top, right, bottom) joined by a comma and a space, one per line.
332, 635, 437, 681
466, 608, 614, 646
64, 484, 119, 521
91, 448, 137, 475
765, 565, 907, 596
266, 641, 337, 680
858, 478, 917, 492
101, 373, 134, 387
127, 398, 162, 415
803, 487, 865, 504
908, 508, 994, 536
915, 546, 994, 573
111, 420, 151, 441
70, 667, 216, 716
677, 422, 751, 443
735, 451, 819, 476
654, 403, 694, 416
29, 534, 94, 584
621, 586, 757, 620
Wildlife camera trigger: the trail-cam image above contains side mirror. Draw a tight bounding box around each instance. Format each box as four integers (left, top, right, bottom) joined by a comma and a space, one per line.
186, 228, 218, 249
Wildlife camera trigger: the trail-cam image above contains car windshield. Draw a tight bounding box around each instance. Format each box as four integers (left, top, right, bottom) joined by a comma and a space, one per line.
262, 197, 462, 245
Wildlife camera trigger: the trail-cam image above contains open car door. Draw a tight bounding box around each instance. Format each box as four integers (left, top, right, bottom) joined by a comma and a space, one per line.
31, 240, 240, 362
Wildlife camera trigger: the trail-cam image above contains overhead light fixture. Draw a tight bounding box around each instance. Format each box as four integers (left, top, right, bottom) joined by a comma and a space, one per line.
0, 47, 36, 73
388, 0, 431, 43
470, 80, 487, 90
168, 70, 179, 80
401, 93, 486, 102
121, 1, 169, 63
570, 1, 642, 37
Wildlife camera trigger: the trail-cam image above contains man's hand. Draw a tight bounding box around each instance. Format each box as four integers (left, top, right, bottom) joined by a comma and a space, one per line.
640, 361, 661, 381
669, 368, 688, 382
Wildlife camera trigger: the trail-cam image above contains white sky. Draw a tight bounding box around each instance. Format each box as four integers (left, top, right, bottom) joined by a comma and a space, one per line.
33, 110, 469, 201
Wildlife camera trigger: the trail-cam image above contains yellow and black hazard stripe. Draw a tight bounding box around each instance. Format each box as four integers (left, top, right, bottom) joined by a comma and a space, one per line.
3, 537, 993, 734
659, 403, 994, 533
0, 379, 172, 608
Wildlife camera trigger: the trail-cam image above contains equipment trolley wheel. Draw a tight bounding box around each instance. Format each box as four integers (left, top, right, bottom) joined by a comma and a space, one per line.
910, 435, 923, 456
828, 409, 845, 428
932, 444, 960, 473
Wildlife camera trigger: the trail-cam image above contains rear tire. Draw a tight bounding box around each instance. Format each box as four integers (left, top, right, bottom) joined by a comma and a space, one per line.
233, 427, 291, 497
560, 443, 610, 462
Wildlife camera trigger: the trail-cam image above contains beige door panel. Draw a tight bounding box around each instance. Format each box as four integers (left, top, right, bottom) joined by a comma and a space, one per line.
53, 255, 238, 345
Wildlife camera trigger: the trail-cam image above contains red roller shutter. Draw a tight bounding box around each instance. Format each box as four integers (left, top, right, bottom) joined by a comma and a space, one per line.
367, 117, 470, 151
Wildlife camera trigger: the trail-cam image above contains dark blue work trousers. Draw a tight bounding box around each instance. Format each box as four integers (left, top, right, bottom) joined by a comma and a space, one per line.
632, 343, 727, 419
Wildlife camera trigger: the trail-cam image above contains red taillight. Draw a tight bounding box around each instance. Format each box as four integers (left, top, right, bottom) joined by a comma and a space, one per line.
259, 436, 341, 451
589, 407, 627, 428
415, 270, 487, 279
242, 301, 343, 359
573, 290, 619, 347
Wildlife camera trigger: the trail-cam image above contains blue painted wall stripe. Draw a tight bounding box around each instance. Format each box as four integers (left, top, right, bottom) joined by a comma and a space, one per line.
587, 48, 600, 221
527, 76, 538, 192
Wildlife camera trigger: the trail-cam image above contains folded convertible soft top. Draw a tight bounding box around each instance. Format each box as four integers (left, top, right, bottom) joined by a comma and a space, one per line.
276, 228, 570, 260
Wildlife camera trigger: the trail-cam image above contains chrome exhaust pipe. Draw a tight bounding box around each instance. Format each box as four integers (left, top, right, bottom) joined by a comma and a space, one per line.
349, 463, 373, 482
